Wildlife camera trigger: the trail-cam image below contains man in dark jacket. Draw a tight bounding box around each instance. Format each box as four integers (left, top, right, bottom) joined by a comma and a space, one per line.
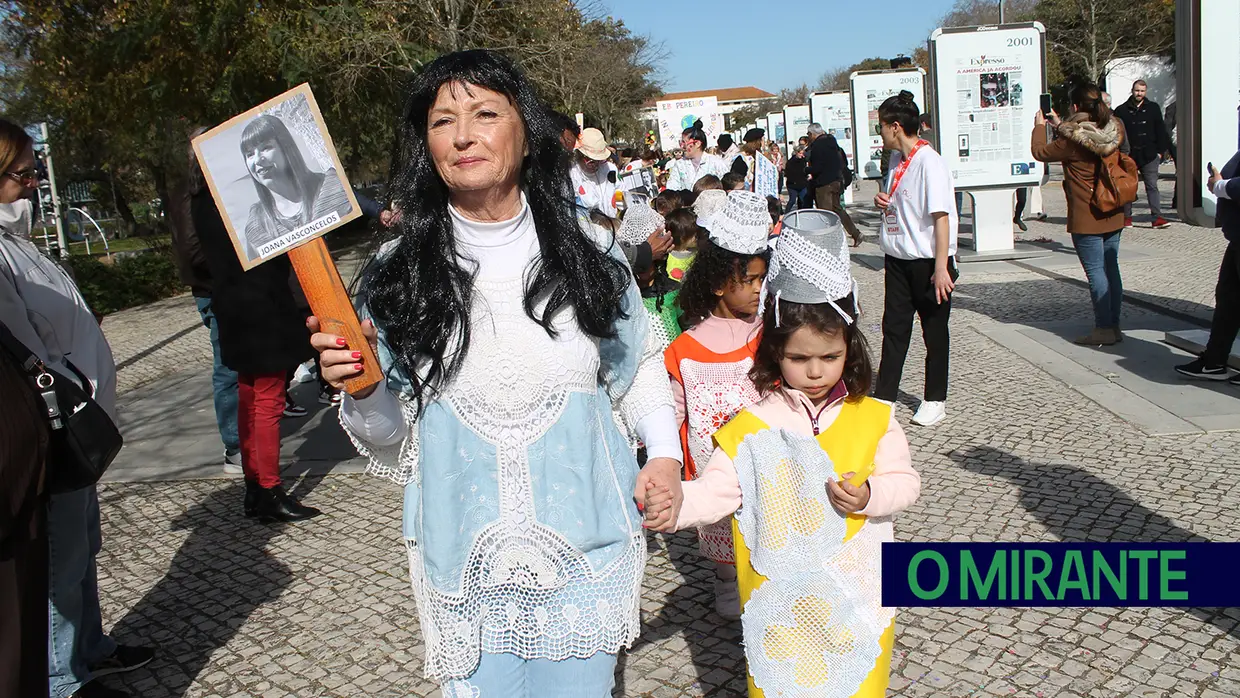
169, 157, 242, 474
1113, 80, 1174, 229
1176, 153, 1240, 381
806, 123, 862, 245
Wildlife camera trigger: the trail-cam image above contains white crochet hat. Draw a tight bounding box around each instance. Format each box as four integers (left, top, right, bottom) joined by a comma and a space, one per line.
764, 208, 859, 325
616, 203, 664, 245
703, 190, 769, 255
692, 189, 728, 225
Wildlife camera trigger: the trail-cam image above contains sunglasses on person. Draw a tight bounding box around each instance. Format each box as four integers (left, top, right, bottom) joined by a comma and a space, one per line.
4, 168, 38, 186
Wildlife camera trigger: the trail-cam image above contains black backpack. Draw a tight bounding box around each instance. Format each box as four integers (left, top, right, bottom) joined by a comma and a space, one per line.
839, 146, 854, 189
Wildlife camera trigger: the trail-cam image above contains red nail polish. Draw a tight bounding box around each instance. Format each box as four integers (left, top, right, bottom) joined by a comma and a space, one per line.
336, 338, 347, 347
351, 351, 362, 359
636, 502, 645, 512
353, 363, 364, 371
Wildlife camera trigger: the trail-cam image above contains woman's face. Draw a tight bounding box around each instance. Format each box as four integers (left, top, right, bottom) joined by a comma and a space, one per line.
1, 145, 37, 205
680, 135, 703, 157
427, 82, 527, 196
243, 138, 289, 190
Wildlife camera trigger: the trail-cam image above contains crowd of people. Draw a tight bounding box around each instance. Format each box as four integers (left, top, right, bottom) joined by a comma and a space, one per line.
2, 44, 1235, 698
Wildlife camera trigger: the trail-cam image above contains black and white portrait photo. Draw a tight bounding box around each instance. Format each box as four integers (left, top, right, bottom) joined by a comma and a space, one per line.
192, 84, 360, 269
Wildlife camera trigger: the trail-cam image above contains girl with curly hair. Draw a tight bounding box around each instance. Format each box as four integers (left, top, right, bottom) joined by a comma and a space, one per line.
662, 190, 770, 620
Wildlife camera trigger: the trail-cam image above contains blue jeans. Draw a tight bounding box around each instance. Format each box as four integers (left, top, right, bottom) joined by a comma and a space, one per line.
1072, 232, 1124, 329
48, 486, 116, 698
441, 652, 617, 697
785, 187, 809, 212
196, 296, 240, 455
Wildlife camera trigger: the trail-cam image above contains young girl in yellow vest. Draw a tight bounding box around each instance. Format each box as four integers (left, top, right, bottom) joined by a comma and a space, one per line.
652, 209, 921, 697
664, 190, 772, 620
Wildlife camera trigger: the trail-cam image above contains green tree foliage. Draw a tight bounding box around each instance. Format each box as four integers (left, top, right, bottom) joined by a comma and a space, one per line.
816, 58, 891, 93
1034, 0, 1175, 83
0, 0, 661, 232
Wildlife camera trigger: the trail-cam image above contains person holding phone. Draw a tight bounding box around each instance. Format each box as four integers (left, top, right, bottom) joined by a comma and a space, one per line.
1175, 153, 1240, 381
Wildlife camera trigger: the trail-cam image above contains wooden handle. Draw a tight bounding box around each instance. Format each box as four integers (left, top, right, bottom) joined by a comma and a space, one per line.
287, 238, 383, 396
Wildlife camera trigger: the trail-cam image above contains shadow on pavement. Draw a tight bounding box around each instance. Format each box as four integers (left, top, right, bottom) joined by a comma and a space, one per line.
103, 478, 325, 696
620, 531, 745, 696
101, 385, 359, 695
949, 444, 1240, 643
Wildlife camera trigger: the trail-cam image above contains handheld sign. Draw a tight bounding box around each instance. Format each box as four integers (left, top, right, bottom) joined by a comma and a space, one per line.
192, 84, 382, 395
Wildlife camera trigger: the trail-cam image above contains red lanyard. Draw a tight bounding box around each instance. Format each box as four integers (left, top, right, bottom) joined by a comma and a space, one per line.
888, 139, 931, 199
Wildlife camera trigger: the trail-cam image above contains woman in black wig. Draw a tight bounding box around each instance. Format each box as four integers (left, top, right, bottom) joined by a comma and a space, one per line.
310, 50, 682, 694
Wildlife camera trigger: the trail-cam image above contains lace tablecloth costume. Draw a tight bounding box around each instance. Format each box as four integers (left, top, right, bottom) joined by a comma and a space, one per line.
339, 197, 678, 692
664, 313, 761, 563
677, 210, 921, 697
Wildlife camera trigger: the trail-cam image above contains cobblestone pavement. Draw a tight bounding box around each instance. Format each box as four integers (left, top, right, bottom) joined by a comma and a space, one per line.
92, 176, 1240, 697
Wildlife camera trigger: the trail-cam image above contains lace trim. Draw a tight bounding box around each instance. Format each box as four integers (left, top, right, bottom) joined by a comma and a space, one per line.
612, 311, 675, 438
441, 678, 481, 698
680, 357, 761, 471
680, 357, 759, 563
768, 225, 854, 303
406, 530, 646, 681
340, 396, 420, 486
742, 532, 888, 696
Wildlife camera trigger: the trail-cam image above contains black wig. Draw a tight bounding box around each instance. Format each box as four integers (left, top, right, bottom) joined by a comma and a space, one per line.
361, 49, 630, 413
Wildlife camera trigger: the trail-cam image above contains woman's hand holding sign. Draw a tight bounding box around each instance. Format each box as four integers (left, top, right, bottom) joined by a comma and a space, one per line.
309, 315, 380, 399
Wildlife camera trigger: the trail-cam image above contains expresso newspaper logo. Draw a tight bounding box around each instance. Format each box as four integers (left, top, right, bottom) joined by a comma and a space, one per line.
882, 543, 1240, 606
970, 55, 1007, 66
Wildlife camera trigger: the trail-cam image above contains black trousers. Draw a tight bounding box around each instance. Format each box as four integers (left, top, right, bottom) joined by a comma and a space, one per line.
1203, 241, 1240, 366
875, 255, 958, 402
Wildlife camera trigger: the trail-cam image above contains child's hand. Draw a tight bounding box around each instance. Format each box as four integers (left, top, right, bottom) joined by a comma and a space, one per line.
827, 472, 871, 514
640, 481, 677, 532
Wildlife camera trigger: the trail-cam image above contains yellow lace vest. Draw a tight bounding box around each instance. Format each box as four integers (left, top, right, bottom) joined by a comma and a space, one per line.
713, 397, 896, 698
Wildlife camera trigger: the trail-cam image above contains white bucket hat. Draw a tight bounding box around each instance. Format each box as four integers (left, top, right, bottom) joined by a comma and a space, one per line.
692, 189, 728, 226
617, 203, 664, 246
703, 190, 770, 255
575, 128, 610, 161
763, 208, 859, 325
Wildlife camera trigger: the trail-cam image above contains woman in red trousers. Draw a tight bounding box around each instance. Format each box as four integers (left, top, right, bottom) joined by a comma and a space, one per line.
189, 157, 320, 522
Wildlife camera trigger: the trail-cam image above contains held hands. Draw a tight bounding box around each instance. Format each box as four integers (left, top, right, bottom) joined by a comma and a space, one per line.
827, 472, 871, 514
308, 315, 380, 399
874, 191, 891, 210
635, 457, 683, 532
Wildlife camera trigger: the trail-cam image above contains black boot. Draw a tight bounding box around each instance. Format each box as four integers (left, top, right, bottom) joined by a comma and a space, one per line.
244, 479, 263, 518
252, 484, 321, 523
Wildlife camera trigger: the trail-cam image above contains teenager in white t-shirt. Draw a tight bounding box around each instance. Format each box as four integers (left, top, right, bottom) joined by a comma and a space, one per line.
872, 90, 959, 427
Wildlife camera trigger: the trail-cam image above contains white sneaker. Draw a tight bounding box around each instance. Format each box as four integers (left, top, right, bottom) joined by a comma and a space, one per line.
292, 360, 317, 384
911, 401, 946, 426
223, 451, 242, 475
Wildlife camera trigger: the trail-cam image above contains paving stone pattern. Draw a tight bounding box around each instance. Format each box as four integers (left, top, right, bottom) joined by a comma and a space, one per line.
91, 174, 1240, 697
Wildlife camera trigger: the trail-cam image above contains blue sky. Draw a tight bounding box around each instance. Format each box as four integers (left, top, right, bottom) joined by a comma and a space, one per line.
601, 0, 959, 93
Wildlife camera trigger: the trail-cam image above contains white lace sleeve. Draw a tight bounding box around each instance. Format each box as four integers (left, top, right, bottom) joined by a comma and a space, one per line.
339, 388, 420, 486
613, 318, 674, 439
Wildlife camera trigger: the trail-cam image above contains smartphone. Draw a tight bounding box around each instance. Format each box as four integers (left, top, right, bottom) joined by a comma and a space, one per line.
1039, 93, 1053, 117
1208, 162, 1217, 176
